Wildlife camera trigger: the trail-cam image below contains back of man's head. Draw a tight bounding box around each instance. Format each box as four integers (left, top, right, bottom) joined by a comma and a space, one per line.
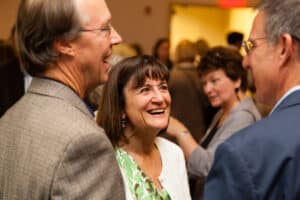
227, 32, 244, 50
16, 0, 82, 76
175, 40, 197, 63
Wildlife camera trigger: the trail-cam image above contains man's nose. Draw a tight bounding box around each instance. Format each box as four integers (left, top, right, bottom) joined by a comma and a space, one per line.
111, 26, 122, 45
242, 55, 250, 69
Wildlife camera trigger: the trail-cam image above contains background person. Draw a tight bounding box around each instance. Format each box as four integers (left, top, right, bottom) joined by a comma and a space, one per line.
97, 55, 191, 200
0, 34, 24, 117
167, 46, 261, 199
194, 38, 210, 66
226, 31, 244, 52
152, 37, 173, 70
204, 0, 300, 199
168, 39, 212, 143
0, 0, 125, 199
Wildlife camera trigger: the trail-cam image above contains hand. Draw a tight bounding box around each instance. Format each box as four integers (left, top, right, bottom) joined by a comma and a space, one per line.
167, 116, 189, 138
167, 116, 197, 159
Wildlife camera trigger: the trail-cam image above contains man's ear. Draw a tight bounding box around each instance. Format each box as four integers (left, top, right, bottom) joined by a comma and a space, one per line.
278, 33, 294, 67
53, 39, 75, 57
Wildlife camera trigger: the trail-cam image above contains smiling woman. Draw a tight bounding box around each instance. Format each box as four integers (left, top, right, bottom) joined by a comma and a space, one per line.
97, 55, 191, 200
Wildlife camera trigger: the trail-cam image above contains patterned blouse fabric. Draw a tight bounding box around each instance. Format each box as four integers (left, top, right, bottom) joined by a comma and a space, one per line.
115, 147, 170, 200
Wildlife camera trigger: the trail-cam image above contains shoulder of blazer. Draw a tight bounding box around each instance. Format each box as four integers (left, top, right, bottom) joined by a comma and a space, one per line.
28, 77, 93, 118
272, 90, 300, 113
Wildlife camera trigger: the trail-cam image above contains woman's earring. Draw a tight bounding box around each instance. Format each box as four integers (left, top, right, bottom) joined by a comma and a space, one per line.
121, 114, 127, 129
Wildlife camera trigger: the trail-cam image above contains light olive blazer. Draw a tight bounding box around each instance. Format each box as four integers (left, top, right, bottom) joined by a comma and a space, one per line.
0, 77, 125, 200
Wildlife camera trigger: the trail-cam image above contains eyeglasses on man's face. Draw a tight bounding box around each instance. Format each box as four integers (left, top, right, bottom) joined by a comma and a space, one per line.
242, 37, 267, 54
79, 24, 112, 37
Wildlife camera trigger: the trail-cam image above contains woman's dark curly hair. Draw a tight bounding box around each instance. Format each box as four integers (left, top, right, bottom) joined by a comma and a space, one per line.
198, 46, 248, 92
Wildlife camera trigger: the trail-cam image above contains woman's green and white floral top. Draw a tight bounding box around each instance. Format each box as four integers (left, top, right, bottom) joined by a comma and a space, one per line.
115, 147, 170, 200
115, 137, 191, 200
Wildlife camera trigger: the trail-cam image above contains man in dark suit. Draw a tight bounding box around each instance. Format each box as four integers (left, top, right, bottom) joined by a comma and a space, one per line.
204, 0, 300, 199
0, 0, 125, 199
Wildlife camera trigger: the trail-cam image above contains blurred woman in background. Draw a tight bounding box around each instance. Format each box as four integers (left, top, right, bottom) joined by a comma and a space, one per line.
152, 38, 173, 70
167, 46, 261, 199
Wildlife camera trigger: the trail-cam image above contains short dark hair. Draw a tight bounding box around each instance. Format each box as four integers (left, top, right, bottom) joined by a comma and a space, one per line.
16, 0, 82, 76
97, 55, 169, 146
198, 46, 248, 91
227, 32, 244, 45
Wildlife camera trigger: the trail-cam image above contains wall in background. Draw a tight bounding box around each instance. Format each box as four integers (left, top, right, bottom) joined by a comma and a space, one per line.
0, 0, 19, 39
170, 5, 257, 57
170, 5, 230, 57
0, 0, 259, 55
106, 0, 259, 55
229, 8, 257, 36
106, 0, 171, 55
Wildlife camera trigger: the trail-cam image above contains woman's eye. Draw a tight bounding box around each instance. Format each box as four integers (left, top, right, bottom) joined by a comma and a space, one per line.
160, 84, 169, 90
139, 87, 149, 93
211, 78, 219, 84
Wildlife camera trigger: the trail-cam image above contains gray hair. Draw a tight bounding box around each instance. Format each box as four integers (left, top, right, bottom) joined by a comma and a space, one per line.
16, 0, 83, 76
257, 0, 300, 48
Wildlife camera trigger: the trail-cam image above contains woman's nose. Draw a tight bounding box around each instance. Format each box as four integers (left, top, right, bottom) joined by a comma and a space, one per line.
242, 54, 250, 69
151, 90, 164, 102
203, 83, 212, 95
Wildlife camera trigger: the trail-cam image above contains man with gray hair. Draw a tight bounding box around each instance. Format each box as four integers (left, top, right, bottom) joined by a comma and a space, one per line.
0, 0, 125, 199
204, 0, 300, 199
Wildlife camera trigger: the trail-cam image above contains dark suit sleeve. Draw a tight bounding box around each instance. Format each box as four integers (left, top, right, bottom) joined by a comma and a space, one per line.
204, 141, 256, 200
51, 131, 125, 200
